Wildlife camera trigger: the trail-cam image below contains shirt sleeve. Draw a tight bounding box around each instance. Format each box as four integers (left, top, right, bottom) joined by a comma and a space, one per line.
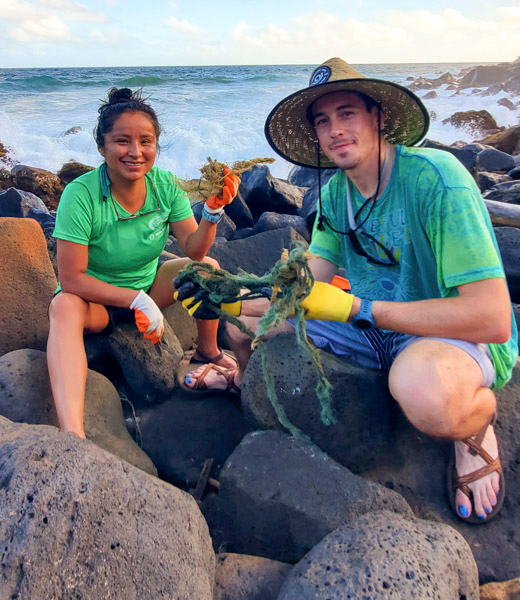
426, 183, 504, 294
167, 174, 194, 223
53, 181, 94, 246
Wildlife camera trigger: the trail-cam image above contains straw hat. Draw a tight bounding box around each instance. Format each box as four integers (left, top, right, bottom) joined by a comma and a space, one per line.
264, 57, 430, 168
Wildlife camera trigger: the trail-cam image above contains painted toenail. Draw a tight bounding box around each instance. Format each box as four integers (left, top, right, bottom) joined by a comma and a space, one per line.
458, 505, 468, 517
477, 513, 485, 519
485, 506, 491, 513
491, 499, 496, 506
186, 376, 192, 383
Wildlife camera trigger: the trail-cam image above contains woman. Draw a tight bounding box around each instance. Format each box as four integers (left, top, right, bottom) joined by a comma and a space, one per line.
47, 87, 239, 438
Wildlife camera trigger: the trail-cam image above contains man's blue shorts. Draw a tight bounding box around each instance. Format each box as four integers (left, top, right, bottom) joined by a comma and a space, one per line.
288, 319, 495, 388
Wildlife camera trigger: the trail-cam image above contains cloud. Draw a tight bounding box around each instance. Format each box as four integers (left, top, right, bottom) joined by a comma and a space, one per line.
0, 0, 106, 42
10, 15, 70, 41
499, 5, 520, 17
167, 16, 203, 35
206, 7, 520, 64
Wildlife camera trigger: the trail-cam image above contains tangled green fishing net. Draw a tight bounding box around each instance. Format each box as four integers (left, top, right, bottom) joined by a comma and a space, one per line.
175, 242, 337, 440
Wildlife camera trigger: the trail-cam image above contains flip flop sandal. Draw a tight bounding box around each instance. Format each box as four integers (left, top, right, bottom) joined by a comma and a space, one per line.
447, 416, 505, 524
189, 347, 237, 369
176, 363, 240, 398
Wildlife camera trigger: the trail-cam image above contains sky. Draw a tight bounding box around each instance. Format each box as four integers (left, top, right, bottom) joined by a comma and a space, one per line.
0, 0, 519, 68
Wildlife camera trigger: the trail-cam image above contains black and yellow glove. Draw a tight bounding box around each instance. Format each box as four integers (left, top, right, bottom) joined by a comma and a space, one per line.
173, 279, 242, 320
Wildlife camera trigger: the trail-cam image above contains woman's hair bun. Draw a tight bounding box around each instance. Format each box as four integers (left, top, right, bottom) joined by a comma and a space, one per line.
108, 87, 133, 105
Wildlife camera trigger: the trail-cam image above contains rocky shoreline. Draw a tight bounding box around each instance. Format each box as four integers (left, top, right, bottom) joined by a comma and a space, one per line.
1, 63, 520, 599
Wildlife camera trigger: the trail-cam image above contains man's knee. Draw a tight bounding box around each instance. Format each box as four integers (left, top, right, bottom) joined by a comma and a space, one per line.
388, 341, 482, 436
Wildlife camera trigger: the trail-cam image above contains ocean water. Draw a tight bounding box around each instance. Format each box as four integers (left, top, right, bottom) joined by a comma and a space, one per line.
0, 63, 518, 180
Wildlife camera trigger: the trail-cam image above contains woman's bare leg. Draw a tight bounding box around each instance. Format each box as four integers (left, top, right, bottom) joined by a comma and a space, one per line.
47, 292, 109, 438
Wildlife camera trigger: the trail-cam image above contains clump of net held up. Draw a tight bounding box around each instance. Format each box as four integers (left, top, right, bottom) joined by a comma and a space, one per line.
176, 243, 337, 440
178, 157, 275, 200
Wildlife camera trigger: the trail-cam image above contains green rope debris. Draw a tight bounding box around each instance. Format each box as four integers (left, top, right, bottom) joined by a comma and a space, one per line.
176, 242, 337, 440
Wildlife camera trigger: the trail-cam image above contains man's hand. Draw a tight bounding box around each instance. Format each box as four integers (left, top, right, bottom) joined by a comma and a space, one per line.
301, 281, 354, 322
206, 168, 241, 210
130, 290, 164, 344
173, 279, 242, 319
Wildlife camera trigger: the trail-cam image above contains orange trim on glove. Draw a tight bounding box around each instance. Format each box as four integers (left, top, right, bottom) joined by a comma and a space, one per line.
134, 308, 163, 344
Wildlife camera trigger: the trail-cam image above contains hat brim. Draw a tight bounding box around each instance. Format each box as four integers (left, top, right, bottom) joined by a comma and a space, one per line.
265, 78, 430, 169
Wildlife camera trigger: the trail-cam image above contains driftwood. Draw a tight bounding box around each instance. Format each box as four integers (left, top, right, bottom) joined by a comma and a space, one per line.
485, 199, 520, 228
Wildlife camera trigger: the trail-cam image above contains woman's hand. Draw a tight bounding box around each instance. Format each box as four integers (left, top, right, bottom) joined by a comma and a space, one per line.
130, 290, 164, 344
205, 168, 241, 210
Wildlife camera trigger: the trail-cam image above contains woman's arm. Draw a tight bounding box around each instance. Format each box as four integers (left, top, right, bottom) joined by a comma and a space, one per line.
169, 215, 217, 262
58, 239, 138, 307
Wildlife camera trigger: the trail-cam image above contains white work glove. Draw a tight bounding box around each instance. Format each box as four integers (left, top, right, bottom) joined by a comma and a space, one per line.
130, 290, 164, 344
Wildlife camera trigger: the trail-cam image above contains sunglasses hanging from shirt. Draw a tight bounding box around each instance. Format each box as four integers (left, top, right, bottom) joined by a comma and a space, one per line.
100, 162, 161, 222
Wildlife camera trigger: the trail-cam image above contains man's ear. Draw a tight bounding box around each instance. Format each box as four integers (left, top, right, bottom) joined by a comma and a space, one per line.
98, 145, 105, 158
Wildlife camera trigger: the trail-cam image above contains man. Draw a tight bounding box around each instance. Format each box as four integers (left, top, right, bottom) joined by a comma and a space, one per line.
178, 58, 518, 523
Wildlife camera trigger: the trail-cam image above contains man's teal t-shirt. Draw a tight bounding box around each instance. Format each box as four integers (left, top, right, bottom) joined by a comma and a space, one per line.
53, 165, 193, 291
309, 145, 518, 388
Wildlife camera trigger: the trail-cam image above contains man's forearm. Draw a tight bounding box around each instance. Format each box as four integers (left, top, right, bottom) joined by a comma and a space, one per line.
359, 278, 511, 344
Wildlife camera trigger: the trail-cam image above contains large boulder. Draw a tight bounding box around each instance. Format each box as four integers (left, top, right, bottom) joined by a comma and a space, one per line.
477, 148, 516, 173
240, 332, 520, 582
163, 300, 198, 351
481, 125, 520, 155
277, 512, 479, 600
494, 226, 520, 302
241, 333, 393, 472
477, 172, 511, 192
0, 217, 57, 357
56, 160, 94, 186
84, 319, 183, 404
166, 227, 308, 276
459, 65, 513, 89
136, 390, 250, 487
299, 170, 339, 227
420, 139, 480, 173
215, 553, 292, 600
0, 187, 49, 218
204, 430, 411, 563
10, 164, 63, 210
442, 110, 499, 136
251, 212, 310, 241
239, 166, 305, 220
480, 577, 520, 600
0, 348, 157, 475
0, 417, 215, 599
485, 185, 520, 204
192, 200, 237, 240
208, 227, 308, 276
288, 166, 337, 189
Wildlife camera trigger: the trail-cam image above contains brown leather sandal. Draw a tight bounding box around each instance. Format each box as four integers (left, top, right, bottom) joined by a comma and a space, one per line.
189, 347, 237, 369
448, 415, 505, 524
177, 363, 240, 398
